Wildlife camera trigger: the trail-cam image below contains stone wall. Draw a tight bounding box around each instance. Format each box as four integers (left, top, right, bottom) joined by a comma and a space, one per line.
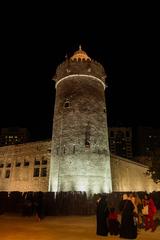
0, 140, 160, 193
0, 140, 51, 192
49, 153, 111, 193
111, 154, 160, 192
50, 57, 112, 193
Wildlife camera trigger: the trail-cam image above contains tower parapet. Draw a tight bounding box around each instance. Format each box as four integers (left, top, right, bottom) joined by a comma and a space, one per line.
53, 46, 106, 87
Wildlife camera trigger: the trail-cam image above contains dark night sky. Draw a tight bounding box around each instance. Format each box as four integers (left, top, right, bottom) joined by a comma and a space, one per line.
0, 3, 159, 141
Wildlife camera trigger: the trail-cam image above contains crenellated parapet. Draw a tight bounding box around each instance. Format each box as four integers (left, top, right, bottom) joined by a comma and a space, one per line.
53, 47, 106, 86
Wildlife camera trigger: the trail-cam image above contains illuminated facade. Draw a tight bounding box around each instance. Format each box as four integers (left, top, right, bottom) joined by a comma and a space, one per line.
0, 140, 160, 192
0, 47, 160, 193
49, 47, 112, 193
0, 140, 51, 192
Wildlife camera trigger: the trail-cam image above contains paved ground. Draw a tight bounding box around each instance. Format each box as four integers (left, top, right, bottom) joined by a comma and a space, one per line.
0, 214, 160, 240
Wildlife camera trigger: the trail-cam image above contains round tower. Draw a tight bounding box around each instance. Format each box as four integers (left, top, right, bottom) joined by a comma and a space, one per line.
49, 46, 112, 194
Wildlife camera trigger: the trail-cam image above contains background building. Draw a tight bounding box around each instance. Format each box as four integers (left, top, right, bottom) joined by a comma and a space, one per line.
134, 126, 160, 156
0, 127, 30, 146
108, 127, 133, 159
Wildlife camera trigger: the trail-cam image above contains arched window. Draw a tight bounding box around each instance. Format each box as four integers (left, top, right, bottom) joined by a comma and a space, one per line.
85, 140, 90, 148
64, 98, 71, 108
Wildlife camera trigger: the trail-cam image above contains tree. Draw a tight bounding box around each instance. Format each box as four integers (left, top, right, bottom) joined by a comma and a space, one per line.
146, 149, 160, 183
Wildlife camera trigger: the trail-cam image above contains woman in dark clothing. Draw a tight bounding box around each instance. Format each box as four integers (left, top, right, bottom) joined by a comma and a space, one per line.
119, 194, 137, 239
96, 194, 109, 236
108, 207, 120, 235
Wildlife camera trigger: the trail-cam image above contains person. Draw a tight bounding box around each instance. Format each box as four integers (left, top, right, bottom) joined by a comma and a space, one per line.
143, 193, 157, 231
33, 191, 44, 221
119, 193, 137, 239
142, 193, 149, 228
130, 193, 140, 227
108, 207, 120, 235
96, 194, 109, 236
22, 192, 33, 217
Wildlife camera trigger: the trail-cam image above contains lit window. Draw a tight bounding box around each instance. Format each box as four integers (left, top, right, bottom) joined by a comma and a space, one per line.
66, 68, 71, 73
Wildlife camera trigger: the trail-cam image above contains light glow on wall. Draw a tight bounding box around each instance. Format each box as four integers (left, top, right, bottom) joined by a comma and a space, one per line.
55, 74, 106, 89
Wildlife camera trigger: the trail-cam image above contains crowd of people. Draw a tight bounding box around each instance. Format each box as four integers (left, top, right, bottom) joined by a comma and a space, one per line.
96, 192, 158, 239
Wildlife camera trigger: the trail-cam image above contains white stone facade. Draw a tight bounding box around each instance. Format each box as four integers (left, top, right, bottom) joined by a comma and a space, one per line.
0, 140, 51, 192
0, 141, 160, 192
111, 154, 160, 192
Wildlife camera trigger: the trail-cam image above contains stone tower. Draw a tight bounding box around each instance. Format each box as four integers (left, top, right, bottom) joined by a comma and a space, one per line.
49, 46, 112, 194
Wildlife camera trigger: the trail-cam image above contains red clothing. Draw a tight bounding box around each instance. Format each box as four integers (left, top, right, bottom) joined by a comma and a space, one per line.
108, 212, 118, 220
148, 199, 157, 217
145, 198, 157, 231
108, 211, 119, 236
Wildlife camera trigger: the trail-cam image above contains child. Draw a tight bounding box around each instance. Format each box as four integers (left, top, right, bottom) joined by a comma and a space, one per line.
108, 207, 120, 235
